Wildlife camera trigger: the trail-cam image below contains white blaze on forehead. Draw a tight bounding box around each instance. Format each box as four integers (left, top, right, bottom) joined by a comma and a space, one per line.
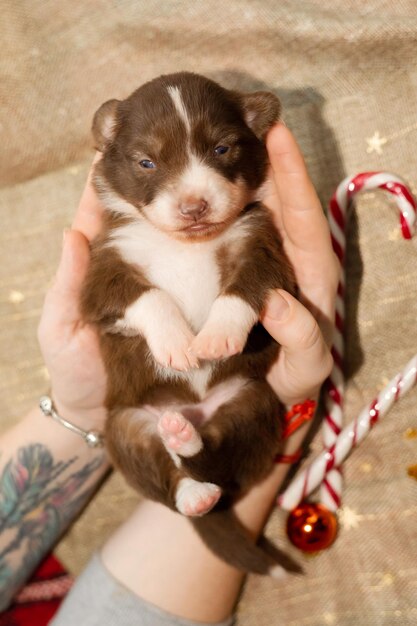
180, 154, 231, 202
167, 85, 191, 133
182, 154, 212, 190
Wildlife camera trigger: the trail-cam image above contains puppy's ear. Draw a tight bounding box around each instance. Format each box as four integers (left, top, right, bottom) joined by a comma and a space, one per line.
92, 99, 120, 152
240, 91, 281, 140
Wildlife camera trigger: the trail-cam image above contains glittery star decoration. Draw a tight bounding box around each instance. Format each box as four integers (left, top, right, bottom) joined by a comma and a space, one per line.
338, 506, 361, 530
365, 121, 417, 155
388, 227, 402, 242
366, 131, 388, 154
380, 572, 395, 587
8, 290, 25, 304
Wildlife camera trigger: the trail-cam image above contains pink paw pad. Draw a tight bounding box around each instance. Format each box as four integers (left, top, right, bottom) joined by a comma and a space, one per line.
158, 411, 202, 457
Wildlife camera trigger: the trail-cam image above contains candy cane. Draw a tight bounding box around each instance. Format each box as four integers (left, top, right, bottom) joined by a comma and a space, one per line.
322, 172, 416, 510
278, 354, 417, 510
279, 171, 416, 512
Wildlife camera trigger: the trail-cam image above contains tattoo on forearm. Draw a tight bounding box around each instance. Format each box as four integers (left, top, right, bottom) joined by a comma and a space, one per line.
0, 443, 105, 609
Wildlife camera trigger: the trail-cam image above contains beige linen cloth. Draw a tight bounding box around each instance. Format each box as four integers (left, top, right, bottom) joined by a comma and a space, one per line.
1, 1, 417, 624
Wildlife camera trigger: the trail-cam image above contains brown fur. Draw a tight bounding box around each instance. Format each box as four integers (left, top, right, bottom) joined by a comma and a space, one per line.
81, 72, 301, 575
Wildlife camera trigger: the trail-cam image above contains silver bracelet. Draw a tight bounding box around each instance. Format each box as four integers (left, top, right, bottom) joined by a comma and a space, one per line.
39, 395, 104, 449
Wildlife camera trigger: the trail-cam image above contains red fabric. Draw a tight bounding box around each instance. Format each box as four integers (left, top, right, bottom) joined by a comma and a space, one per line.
0, 554, 73, 626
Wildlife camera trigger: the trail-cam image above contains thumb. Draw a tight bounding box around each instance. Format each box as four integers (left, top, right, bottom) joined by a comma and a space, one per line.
262, 290, 333, 401
42, 229, 91, 329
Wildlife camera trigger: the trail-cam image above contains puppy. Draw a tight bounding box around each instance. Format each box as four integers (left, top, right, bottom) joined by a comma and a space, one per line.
81, 72, 300, 576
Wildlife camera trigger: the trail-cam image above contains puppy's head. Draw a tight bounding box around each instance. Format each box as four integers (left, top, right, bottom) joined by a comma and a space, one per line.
93, 72, 280, 240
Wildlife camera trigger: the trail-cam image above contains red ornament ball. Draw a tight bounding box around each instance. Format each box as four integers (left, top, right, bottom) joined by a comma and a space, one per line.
286, 502, 338, 552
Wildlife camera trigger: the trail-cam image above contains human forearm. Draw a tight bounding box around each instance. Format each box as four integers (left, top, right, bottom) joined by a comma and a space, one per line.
0, 406, 109, 610
0, 163, 110, 610
0, 201, 112, 610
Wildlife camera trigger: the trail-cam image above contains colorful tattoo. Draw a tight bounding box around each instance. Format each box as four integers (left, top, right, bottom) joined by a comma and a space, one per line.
0, 443, 105, 610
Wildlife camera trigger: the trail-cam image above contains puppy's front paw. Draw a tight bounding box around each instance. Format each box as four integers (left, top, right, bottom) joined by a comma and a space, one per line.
150, 330, 199, 371
189, 325, 246, 361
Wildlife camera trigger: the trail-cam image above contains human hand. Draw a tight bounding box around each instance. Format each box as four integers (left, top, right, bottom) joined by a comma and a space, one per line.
37, 159, 107, 429
261, 123, 340, 406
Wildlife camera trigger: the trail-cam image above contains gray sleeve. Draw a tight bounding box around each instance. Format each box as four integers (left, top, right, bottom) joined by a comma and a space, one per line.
51, 553, 235, 626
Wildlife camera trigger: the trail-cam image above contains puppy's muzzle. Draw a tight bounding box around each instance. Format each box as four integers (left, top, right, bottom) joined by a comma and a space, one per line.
179, 198, 209, 221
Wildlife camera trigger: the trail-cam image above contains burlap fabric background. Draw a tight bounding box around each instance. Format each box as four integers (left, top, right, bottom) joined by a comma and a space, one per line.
1, 1, 417, 624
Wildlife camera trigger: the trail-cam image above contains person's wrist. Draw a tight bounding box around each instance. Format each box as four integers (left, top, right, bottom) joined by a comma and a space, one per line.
279, 387, 320, 408
50, 392, 107, 432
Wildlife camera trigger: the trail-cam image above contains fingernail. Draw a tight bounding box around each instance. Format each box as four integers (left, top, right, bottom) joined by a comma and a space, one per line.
265, 291, 290, 321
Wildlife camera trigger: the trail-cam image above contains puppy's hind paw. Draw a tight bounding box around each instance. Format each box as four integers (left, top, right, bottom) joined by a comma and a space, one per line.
158, 411, 202, 457
175, 478, 221, 517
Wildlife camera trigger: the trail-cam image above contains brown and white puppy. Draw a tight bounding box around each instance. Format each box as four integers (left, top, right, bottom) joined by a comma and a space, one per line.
81, 72, 300, 576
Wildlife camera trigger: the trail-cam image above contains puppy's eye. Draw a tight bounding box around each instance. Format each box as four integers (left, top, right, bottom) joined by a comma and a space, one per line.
214, 145, 229, 156
139, 159, 156, 169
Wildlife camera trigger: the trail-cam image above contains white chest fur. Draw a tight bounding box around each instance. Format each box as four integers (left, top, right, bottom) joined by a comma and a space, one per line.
108, 216, 251, 398
109, 218, 241, 332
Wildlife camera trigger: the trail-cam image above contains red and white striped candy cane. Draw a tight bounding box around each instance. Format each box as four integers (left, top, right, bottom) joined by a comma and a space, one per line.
281, 171, 416, 512
278, 353, 417, 510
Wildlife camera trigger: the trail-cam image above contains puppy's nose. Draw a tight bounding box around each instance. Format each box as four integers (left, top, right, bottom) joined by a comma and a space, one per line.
179, 198, 208, 221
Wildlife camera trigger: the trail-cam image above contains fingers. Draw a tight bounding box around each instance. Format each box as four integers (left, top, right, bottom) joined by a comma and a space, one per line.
38, 230, 91, 341
262, 289, 333, 404
266, 123, 332, 253
72, 153, 103, 242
